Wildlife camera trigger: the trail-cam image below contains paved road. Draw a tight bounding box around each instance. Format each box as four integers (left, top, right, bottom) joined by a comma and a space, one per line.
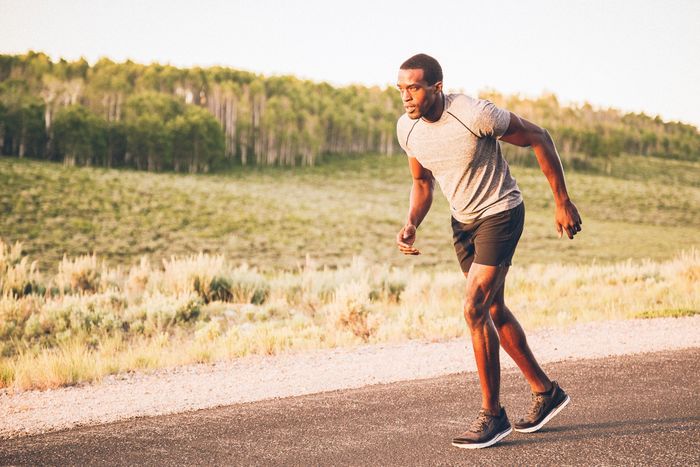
1, 349, 699, 465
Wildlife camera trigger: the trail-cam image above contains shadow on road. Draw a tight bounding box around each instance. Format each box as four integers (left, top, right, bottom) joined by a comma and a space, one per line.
503, 416, 700, 447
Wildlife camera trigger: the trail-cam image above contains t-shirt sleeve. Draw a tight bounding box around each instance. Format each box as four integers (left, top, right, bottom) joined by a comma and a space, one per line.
470, 99, 511, 139
396, 117, 415, 157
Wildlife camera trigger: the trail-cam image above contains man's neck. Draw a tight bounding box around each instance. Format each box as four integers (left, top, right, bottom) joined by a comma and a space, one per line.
422, 92, 445, 123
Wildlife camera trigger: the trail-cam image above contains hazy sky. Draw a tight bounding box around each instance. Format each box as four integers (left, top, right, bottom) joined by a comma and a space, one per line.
2, 0, 699, 126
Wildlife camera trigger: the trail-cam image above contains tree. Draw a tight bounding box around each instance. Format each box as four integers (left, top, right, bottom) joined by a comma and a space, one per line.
105, 121, 127, 168
0, 80, 46, 158
169, 105, 225, 173
124, 92, 183, 171
51, 105, 107, 166
1, 52, 698, 168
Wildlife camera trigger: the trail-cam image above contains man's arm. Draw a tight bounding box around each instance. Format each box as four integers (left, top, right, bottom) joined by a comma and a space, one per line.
500, 112, 582, 239
396, 157, 434, 255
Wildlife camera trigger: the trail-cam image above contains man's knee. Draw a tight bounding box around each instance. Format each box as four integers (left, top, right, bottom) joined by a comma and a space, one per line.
463, 299, 489, 327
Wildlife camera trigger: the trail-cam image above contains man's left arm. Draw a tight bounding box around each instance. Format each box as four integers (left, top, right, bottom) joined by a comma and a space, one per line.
500, 112, 583, 239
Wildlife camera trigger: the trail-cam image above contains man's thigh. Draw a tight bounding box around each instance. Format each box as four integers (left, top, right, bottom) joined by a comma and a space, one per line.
464, 263, 509, 307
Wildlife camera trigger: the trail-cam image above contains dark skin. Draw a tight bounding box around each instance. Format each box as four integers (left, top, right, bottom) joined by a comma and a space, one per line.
395, 68, 582, 415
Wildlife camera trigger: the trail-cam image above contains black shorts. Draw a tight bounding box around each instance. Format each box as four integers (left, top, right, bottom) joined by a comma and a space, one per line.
451, 201, 525, 272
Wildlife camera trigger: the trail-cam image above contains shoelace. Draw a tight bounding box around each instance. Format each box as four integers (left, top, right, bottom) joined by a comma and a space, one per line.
525, 393, 547, 420
468, 410, 493, 432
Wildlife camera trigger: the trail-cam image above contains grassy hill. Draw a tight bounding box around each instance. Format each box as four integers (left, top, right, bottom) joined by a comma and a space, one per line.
2, 153, 699, 274
1, 153, 699, 390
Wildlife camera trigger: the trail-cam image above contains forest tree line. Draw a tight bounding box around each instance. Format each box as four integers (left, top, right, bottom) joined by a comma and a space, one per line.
0, 51, 698, 172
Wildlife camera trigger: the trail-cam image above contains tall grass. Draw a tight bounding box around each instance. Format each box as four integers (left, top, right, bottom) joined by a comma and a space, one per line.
1, 240, 698, 391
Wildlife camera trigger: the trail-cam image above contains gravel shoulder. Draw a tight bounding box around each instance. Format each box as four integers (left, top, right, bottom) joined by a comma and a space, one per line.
1, 316, 699, 439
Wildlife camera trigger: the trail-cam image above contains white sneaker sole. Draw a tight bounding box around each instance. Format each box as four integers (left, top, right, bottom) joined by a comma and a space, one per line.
514, 395, 571, 433
451, 426, 512, 449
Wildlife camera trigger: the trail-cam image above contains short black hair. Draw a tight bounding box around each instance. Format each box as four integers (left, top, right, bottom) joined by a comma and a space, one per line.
400, 53, 443, 86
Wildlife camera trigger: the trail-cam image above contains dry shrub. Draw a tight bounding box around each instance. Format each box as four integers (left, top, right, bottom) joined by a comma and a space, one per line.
0, 295, 43, 354
681, 265, 700, 283
369, 267, 407, 303
199, 269, 269, 304
194, 318, 225, 343
22, 293, 125, 348
10, 339, 104, 390
0, 240, 42, 297
160, 253, 226, 297
329, 281, 377, 341
0, 239, 23, 268
56, 253, 101, 293
337, 304, 374, 341
2, 247, 698, 392
0, 360, 14, 388
124, 292, 202, 336
159, 254, 269, 304
125, 256, 153, 302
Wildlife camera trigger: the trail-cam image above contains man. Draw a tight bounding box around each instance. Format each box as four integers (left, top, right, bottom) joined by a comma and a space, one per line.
395, 53, 582, 449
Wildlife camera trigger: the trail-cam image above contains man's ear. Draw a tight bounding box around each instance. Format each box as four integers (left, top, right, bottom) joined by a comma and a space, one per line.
434, 81, 443, 94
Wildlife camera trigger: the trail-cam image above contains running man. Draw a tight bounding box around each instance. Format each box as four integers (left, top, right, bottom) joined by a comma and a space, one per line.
395, 53, 582, 449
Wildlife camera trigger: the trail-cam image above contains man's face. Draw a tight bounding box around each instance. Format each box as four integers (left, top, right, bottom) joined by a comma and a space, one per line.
396, 68, 441, 120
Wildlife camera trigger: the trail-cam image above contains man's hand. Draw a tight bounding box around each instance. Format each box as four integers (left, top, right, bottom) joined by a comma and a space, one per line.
555, 199, 582, 239
396, 224, 420, 255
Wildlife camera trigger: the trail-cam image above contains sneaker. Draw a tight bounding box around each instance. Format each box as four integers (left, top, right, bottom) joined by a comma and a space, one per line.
514, 380, 570, 433
452, 407, 512, 449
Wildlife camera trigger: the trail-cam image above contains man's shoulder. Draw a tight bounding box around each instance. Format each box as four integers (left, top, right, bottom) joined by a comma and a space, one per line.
396, 113, 418, 136
397, 112, 414, 127
446, 93, 509, 127
446, 93, 482, 113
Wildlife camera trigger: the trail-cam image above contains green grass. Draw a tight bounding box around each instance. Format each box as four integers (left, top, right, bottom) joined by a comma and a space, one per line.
2, 153, 699, 274
635, 308, 699, 319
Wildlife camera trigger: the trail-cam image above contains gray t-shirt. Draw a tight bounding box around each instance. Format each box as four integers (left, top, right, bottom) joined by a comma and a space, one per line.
397, 93, 523, 223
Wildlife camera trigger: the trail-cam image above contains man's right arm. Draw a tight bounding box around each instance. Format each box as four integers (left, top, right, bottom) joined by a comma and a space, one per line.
396, 157, 434, 255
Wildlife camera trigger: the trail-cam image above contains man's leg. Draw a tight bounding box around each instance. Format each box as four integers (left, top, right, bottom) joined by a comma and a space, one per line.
486, 275, 571, 433
487, 278, 551, 393
462, 263, 509, 415
452, 262, 514, 449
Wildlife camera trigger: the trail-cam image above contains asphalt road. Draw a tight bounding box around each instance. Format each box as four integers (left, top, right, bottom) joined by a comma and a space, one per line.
1, 349, 699, 466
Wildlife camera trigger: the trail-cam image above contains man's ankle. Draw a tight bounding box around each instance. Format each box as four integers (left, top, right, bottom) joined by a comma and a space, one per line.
535, 381, 554, 396
482, 406, 502, 417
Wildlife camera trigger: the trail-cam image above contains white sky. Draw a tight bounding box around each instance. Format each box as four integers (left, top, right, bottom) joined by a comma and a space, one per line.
1, 0, 699, 127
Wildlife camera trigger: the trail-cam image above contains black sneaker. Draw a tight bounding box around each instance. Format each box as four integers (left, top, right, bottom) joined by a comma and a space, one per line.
514, 380, 570, 433
452, 407, 512, 449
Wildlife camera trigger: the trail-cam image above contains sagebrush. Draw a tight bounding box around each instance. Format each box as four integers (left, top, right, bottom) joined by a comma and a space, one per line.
1, 240, 698, 391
